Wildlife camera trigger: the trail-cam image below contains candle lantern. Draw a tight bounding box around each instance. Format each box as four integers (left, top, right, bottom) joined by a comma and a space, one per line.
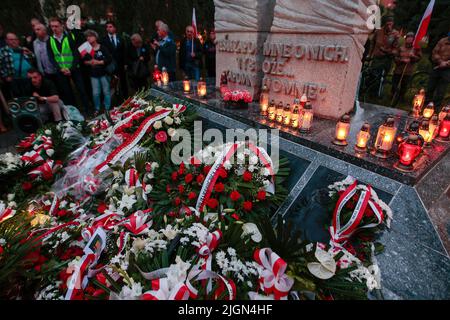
407, 120, 420, 134
394, 133, 423, 172
355, 122, 371, 153
411, 88, 426, 117
161, 67, 169, 86
300, 94, 308, 108
259, 85, 270, 116
300, 101, 313, 133
422, 102, 434, 119
429, 115, 439, 141
276, 101, 284, 123
418, 120, 432, 147
438, 105, 450, 123
333, 114, 351, 146
153, 65, 162, 86
436, 113, 450, 142
268, 100, 276, 121
283, 104, 292, 126
220, 71, 228, 96
371, 117, 397, 159
197, 78, 207, 98
290, 98, 301, 128
183, 77, 191, 93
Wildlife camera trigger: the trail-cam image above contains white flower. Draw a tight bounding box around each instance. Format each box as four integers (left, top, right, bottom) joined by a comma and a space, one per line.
161, 225, 179, 240
132, 238, 146, 252
167, 128, 177, 138
8, 201, 17, 208
113, 281, 143, 300
249, 155, 259, 165
164, 116, 174, 125
151, 162, 159, 170
247, 165, 256, 173
153, 121, 162, 130
260, 168, 270, 177
46, 149, 55, 157
174, 117, 181, 125
144, 185, 153, 194
223, 161, 232, 170
242, 223, 262, 243
7, 194, 15, 202
166, 256, 191, 288
0, 238, 6, 246
307, 246, 336, 280
118, 194, 137, 211
44, 129, 52, 135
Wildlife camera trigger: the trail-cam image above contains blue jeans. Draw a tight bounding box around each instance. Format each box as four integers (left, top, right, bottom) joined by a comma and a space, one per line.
184, 62, 200, 81
91, 76, 111, 111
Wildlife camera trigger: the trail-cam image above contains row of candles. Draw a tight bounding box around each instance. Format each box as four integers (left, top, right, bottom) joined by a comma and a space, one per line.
259, 87, 450, 172
154, 66, 208, 97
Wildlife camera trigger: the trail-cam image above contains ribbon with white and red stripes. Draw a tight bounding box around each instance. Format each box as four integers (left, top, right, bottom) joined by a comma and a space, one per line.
142, 278, 190, 300
0, 205, 15, 224
125, 168, 141, 187
95, 109, 172, 174
186, 269, 236, 300
28, 160, 61, 180
253, 248, 294, 300
123, 210, 152, 235
196, 142, 276, 211
65, 228, 107, 300
21, 150, 45, 165
329, 181, 384, 249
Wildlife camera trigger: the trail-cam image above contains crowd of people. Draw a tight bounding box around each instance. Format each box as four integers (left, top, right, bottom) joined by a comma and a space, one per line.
0, 17, 217, 132
364, 16, 450, 110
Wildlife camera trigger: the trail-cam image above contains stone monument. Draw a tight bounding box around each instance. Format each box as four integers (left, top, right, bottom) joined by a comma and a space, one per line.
215, 0, 376, 119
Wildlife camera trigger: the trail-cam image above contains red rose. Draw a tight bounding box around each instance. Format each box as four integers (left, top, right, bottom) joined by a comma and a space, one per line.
231, 213, 240, 220
22, 181, 33, 191
243, 201, 253, 211
257, 190, 266, 201
178, 163, 186, 175
214, 183, 225, 193
166, 185, 171, 193
155, 131, 168, 143
97, 203, 107, 214
242, 171, 252, 182
207, 198, 219, 209
185, 173, 194, 184
57, 209, 69, 218
196, 174, 205, 184
178, 185, 185, 194
230, 191, 241, 201
203, 166, 212, 175
171, 172, 179, 181
188, 192, 197, 200
0, 246, 3, 255
218, 168, 228, 179
174, 197, 182, 206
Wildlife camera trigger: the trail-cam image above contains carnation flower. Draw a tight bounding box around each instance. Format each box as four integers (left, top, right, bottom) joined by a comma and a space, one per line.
230, 191, 241, 201
242, 171, 252, 182
155, 131, 168, 143
243, 201, 253, 211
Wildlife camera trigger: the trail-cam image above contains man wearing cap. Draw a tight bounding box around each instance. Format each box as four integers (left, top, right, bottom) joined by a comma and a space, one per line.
391, 32, 422, 107
427, 32, 450, 110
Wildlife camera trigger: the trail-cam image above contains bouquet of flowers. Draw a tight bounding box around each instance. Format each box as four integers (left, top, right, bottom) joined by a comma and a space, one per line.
222, 89, 252, 109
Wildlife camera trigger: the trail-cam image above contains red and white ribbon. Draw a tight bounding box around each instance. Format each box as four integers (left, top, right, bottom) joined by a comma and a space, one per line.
142, 278, 190, 300
125, 168, 141, 187
186, 269, 236, 300
123, 210, 152, 235
95, 109, 172, 174
196, 142, 276, 211
21, 150, 45, 165
253, 248, 294, 300
28, 160, 61, 180
0, 206, 15, 224
329, 181, 384, 249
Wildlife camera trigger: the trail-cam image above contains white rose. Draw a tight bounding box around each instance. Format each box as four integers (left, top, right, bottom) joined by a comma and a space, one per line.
153, 121, 162, 130
44, 130, 52, 135
133, 238, 146, 251
164, 116, 174, 125
7, 194, 15, 201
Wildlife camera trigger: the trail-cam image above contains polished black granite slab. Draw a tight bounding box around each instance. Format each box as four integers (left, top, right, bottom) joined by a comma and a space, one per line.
153, 80, 450, 186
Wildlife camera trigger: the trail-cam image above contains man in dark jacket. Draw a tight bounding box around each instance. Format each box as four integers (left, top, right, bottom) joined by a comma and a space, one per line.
203, 29, 216, 78
152, 23, 176, 82
47, 17, 90, 113
179, 26, 202, 80
102, 21, 129, 99
127, 33, 151, 91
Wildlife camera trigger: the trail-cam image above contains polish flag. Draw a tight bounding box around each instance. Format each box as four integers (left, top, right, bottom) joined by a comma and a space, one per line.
192, 8, 198, 38
413, 0, 435, 49
78, 41, 93, 58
